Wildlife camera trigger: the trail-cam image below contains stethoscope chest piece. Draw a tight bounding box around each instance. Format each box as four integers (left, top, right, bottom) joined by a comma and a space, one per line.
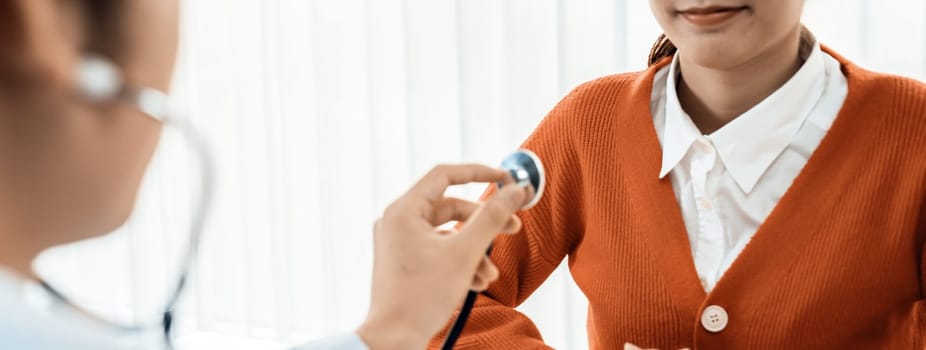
498, 150, 545, 210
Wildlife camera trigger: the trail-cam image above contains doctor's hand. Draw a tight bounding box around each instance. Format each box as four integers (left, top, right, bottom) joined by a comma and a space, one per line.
356, 164, 531, 350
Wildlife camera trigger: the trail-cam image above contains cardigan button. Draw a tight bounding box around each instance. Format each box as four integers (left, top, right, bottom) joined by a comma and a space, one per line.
701, 305, 728, 333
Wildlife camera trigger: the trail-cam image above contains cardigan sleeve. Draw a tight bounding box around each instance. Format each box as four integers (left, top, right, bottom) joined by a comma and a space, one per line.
919, 183, 926, 341
427, 83, 590, 349
919, 170, 926, 297
921, 180, 925, 297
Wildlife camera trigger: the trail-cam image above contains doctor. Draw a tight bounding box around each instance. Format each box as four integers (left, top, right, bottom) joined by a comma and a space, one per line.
0, 0, 530, 349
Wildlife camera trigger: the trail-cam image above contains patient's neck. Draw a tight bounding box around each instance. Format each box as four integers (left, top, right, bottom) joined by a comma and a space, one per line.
676, 27, 807, 134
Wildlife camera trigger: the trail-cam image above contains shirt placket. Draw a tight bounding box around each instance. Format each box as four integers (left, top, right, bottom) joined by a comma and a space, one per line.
690, 138, 725, 291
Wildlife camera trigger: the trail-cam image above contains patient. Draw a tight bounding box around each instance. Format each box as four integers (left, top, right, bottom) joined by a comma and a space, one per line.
430, 0, 926, 348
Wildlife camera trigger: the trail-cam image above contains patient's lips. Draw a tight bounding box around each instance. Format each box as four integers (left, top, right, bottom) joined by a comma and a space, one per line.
679, 5, 749, 27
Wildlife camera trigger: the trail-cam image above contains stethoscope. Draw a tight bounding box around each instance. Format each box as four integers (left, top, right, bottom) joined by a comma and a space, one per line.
37, 54, 217, 349
36, 54, 546, 350
440, 150, 546, 350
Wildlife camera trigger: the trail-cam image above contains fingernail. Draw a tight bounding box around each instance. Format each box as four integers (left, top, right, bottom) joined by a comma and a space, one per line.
503, 216, 522, 234
524, 185, 534, 201
500, 185, 523, 210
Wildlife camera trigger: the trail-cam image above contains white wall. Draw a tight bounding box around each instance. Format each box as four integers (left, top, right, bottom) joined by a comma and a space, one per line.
34, 1, 925, 349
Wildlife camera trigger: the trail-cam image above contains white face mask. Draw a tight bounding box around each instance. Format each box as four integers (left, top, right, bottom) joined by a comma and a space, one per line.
38, 54, 218, 349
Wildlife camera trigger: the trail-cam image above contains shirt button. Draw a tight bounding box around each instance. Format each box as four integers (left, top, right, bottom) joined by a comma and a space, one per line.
697, 140, 714, 154
697, 198, 713, 210
701, 305, 729, 333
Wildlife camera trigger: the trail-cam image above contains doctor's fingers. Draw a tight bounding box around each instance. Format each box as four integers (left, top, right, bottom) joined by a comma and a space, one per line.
409, 164, 515, 203
469, 256, 500, 292
452, 184, 529, 254
428, 197, 521, 233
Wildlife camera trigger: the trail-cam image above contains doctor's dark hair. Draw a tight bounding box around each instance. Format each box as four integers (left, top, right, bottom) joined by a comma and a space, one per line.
647, 26, 816, 66
0, 0, 124, 85
0, 0, 123, 52
81, 0, 126, 60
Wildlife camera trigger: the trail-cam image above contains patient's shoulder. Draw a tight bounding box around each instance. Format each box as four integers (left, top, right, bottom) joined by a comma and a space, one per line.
539, 69, 653, 136
556, 71, 649, 110
523, 69, 653, 154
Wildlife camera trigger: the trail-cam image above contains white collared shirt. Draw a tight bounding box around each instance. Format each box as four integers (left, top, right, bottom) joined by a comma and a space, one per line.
0, 268, 135, 350
0, 267, 368, 350
651, 43, 849, 292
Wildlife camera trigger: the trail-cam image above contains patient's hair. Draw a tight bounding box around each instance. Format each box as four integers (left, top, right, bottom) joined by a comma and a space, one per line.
647, 34, 678, 66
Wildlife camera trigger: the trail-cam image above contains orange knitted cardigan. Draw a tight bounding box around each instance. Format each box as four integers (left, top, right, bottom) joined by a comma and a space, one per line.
430, 48, 926, 349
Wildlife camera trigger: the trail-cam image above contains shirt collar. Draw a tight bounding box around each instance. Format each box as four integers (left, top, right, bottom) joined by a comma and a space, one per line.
0, 267, 56, 311
659, 42, 828, 194
658, 57, 701, 180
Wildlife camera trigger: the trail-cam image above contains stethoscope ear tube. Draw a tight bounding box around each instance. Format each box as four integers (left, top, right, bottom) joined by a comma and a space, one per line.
157, 113, 216, 347
39, 54, 216, 349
